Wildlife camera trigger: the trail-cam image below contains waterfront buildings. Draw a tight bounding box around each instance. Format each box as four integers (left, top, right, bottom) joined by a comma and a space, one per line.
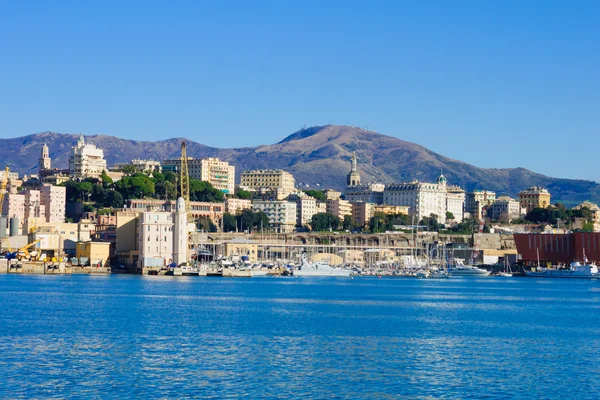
162, 157, 235, 194
3, 184, 66, 230
519, 186, 551, 213
465, 190, 496, 220
69, 135, 107, 180
138, 198, 188, 268
127, 199, 223, 226
252, 200, 297, 233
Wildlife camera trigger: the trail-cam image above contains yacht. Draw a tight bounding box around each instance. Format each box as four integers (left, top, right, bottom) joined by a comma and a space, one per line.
525, 261, 599, 279
447, 259, 490, 276
294, 258, 352, 277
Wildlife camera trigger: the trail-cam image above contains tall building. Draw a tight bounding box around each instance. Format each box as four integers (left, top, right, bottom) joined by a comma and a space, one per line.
162, 157, 235, 194
326, 198, 352, 220
383, 175, 450, 223
519, 186, 551, 213
288, 193, 319, 227
69, 135, 107, 179
240, 169, 295, 194
127, 198, 224, 226
40, 184, 67, 223
39, 144, 51, 175
347, 152, 361, 186
465, 190, 496, 220
490, 196, 523, 221
138, 197, 188, 268
446, 185, 466, 223
252, 200, 297, 233
352, 202, 374, 228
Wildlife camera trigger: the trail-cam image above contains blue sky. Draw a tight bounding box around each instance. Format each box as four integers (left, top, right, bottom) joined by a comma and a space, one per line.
1, 1, 598, 181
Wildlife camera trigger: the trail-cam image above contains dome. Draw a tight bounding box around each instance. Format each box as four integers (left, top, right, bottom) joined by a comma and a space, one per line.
176, 197, 186, 211
437, 174, 447, 184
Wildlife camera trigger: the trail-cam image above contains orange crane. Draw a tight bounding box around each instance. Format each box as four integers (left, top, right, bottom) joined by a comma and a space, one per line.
17, 239, 41, 261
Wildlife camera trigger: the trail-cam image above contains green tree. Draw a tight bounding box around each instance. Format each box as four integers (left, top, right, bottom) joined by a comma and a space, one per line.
189, 178, 224, 202
100, 171, 113, 187
304, 190, 326, 202
222, 213, 237, 232
445, 211, 455, 221
420, 214, 441, 232
115, 174, 155, 199
235, 188, 252, 199
108, 190, 124, 208
343, 215, 354, 231
196, 216, 217, 232
310, 213, 340, 231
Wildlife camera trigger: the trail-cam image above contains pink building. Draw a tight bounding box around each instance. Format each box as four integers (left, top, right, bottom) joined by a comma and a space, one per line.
40, 184, 66, 223
2, 193, 25, 221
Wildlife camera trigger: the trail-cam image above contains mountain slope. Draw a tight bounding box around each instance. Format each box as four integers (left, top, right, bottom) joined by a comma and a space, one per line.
2, 126, 598, 205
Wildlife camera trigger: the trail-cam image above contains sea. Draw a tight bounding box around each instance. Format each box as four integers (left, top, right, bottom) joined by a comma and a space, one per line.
0, 275, 599, 399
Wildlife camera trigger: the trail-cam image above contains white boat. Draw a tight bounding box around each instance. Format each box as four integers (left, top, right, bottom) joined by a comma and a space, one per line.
180, 265, 199, 276
448, 259, 490, 276
294, 258, 352, 277
525, 261, 599, 279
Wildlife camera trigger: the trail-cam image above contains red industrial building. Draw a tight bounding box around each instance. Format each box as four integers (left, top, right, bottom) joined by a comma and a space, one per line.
514, 233, 600, 264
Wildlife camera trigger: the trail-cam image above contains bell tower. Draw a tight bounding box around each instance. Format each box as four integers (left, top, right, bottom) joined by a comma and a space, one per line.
346, 151, 361, 186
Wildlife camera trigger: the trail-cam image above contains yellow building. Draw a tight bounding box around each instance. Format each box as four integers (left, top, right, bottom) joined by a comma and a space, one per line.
224, 238, 258, 262
76, 241, 111, 268
373, 205, 410, 215
519, 187, 551, 213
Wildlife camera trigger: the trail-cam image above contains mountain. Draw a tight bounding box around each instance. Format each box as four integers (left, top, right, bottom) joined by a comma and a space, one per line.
2, 125, 599, 205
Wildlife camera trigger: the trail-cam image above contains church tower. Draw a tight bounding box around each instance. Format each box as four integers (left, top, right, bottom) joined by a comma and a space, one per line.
172, 197, 188, 266
39, 143, 51, 175
346, 151, 361, 186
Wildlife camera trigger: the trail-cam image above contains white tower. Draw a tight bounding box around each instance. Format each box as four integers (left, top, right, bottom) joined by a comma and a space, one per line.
39, 143, 51, 174
172, 197, 188, 265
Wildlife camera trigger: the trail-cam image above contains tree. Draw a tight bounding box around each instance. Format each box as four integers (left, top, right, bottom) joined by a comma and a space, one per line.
420, 214, 441, 232
115, 174, 155, 199
189, 178, 224, 202
343, 215, 354, 231
196, 216, 217, 232
304, 190, 326, 202
222, 213, 237, 232
108, 190, 124, 208
235, 188, 252, 199
310, 213, 340, 231
445, 211, 455, 222
100, 171, 113, 187
235, 209, 269, 232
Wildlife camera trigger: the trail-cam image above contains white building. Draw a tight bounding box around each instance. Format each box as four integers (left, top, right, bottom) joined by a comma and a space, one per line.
288, 193, 319, 227
113, 159, 162, 174
162, 157, 235, 194
252, 200, 297, 233
69, 135, 107, 179
138, 197, 188, 268
446, 185, 465, 223
490, 196, 523, 221
383, 176, 447, 223
241, 170, 295, 194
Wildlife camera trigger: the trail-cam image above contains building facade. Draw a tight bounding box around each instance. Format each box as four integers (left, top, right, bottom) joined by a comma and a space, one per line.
113, 159, 162, 174
351, 202, 374, 228
240, 170, 295, 194
465, 190, 496, 220
519, 186, 551, 213
344, 183, 385, 204
162, 157, 235, 194
252, 200, 297, 233
490, 196, 523, 221
383, 175, 449, 222
326, 198, 352, 220
225, 198, 252, 215
127, 198, 224, 226
138, 198, 188, 268
69, 135, 107, 179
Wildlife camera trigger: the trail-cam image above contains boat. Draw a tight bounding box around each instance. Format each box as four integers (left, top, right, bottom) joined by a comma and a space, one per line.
497, 257, 513, 277
294, 257, 353, 277
447, 259, 490, 276
524, 261, 599, 279
180, 265, 199, 276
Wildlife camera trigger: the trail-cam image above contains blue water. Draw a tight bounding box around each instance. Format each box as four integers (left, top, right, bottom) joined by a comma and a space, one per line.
0, 275, 599, 399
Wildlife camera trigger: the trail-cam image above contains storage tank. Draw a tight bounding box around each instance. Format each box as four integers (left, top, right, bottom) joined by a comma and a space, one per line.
9, 217, 19, 237
0, 216, 7, 239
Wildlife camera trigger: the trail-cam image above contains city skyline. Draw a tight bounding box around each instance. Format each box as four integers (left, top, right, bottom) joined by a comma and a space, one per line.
1, 1, 599, 182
